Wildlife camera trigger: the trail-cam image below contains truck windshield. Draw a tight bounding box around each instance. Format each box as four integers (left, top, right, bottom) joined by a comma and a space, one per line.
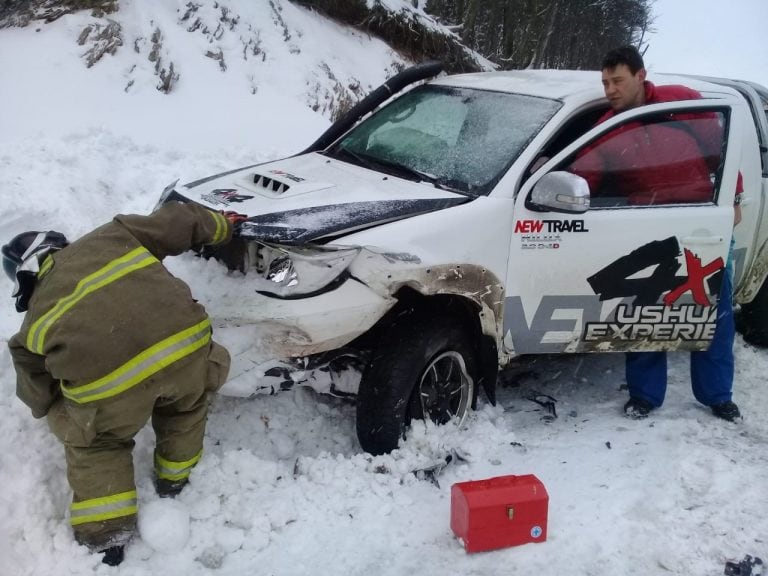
327, 85, 561, 196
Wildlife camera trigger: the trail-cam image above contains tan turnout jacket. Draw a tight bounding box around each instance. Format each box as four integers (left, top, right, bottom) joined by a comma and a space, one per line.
8, 201, 232, 416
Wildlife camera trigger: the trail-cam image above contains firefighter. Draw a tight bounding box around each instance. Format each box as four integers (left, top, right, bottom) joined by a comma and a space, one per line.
2, 201, 242, 566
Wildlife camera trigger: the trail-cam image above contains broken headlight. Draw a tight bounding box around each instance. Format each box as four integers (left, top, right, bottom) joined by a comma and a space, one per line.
245, 241, 360, 298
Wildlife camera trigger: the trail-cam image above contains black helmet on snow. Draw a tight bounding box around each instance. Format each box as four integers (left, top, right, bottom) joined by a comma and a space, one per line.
2, 230, 69, 311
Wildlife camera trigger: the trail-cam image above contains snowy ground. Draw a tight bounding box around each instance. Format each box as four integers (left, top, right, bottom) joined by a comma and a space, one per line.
1, 2, 767, 575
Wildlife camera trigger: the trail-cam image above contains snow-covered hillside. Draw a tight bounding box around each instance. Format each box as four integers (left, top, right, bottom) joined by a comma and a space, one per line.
1, 2, 767, 575
0, 0, 413, 150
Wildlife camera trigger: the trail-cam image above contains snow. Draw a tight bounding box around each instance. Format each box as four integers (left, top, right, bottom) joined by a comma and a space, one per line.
1, 2, 767, 575
138, 500, 190, 554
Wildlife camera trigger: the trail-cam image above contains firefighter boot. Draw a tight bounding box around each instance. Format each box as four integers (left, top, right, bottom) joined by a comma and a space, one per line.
155, 478, 189, 498
101, 545, 125, 566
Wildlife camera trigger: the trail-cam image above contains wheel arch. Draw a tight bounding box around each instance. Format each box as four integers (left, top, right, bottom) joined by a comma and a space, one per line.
354, 286, 498, 406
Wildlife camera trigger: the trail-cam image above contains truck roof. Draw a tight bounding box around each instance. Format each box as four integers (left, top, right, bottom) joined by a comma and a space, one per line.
432, 69, 744, 102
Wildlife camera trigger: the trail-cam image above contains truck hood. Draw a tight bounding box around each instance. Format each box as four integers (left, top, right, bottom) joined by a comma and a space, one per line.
177, 152, 469, 244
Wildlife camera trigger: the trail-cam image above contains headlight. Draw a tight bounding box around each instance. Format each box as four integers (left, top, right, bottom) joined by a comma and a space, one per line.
245, 241, 360, 298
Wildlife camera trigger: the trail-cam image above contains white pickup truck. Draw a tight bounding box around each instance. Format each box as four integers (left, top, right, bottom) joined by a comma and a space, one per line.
158, 62, 768, 455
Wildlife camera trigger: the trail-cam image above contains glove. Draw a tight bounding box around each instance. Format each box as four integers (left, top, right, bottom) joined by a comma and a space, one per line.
221, 210, 248, 226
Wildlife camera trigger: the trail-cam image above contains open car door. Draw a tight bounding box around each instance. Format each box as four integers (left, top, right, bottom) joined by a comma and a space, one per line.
503, 98, 745, 355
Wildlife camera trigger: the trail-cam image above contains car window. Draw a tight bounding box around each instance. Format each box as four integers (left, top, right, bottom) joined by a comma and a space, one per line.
559, 109, 728, 208
523, 105, 610, 182
332, 85, 562, 196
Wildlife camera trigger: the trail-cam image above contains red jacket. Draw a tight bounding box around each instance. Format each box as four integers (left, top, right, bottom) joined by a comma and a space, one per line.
572, 81, 739, 205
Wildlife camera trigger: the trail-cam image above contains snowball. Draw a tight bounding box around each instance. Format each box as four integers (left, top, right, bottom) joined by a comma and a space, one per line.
138, 499, 191, 553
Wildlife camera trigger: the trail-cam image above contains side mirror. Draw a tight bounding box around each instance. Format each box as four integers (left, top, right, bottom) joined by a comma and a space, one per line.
530, 171, 590, 214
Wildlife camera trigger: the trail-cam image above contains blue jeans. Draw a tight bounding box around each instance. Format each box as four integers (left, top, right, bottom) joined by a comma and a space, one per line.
625, 247, 735, 408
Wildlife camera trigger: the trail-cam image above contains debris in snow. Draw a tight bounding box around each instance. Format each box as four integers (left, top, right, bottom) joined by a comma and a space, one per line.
724, 554, 764, 576
527, 392, 558, 422
412, 448, 468, 488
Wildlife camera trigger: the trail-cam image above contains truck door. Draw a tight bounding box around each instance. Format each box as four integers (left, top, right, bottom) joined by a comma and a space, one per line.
503, 99, 743, 355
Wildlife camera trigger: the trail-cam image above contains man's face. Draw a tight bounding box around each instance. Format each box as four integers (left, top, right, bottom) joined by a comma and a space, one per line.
601, 64, 646, 111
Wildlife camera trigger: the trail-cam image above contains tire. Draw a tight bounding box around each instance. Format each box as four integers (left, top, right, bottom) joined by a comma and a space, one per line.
355, 313, 476, 455
738, 277, 768, 346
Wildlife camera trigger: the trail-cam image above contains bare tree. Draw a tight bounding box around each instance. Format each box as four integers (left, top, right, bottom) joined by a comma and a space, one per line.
425, 0, 654, 70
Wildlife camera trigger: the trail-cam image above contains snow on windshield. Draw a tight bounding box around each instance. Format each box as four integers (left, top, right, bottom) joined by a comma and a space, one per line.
338, 86, 562, 194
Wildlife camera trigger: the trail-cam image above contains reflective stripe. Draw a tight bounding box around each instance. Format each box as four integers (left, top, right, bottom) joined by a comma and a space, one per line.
38, 255, 54, 278
62, 319, 212, 403
70, 490, 138, 526
209, 211, 228, 245
155, 450, 203, 481
27, 247, 159, 354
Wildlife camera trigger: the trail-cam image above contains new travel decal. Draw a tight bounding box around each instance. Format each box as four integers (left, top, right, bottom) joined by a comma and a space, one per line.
514, 218, 589, 250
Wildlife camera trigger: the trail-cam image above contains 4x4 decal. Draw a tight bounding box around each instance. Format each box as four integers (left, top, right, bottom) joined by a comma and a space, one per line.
200, 189, 255, 206
504, 236, 725, 353
664, 249, 724, 306
587, 236, 723, 306
582, 236, 723, 344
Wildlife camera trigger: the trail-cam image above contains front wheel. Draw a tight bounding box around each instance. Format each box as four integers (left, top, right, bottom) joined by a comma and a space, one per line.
355, 313, 476, 455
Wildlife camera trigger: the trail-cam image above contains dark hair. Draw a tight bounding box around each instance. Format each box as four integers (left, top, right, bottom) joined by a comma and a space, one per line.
602, 45, 645, 74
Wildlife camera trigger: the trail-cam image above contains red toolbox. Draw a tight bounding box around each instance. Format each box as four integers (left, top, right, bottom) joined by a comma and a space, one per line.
450, 474, 548, 553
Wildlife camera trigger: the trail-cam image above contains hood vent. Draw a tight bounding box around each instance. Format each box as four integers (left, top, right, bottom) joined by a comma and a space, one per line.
253, 174, 291, 195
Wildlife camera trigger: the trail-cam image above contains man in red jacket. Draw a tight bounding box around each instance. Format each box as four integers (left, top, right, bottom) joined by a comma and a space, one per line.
576, 46, 741, 421
575, 48, 739, 208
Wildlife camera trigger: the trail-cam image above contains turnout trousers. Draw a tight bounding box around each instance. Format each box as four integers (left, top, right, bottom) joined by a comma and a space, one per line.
46, 341, 230, 550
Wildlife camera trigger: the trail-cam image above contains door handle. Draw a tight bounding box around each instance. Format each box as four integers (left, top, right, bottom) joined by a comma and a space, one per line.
682, 236, 724, 245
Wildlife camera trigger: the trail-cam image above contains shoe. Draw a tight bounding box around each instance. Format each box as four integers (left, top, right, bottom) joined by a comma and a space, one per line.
101, 545, 124, 566
623, 397, 654, 419
155, 478, 188, 498
711, 401, 742, 422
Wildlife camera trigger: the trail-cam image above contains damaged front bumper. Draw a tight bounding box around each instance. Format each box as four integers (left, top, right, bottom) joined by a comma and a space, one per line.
207, 272, 395, 397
